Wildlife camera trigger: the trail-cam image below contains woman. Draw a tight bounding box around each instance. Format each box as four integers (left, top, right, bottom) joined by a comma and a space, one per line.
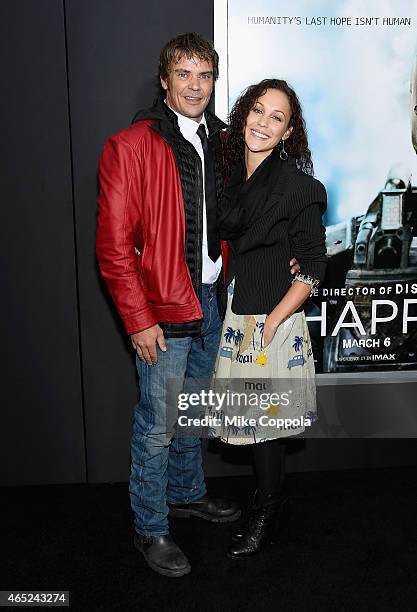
214, 79, 327, 559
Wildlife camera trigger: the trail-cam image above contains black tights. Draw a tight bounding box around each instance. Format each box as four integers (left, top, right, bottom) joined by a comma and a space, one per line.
252, 439, 285, 505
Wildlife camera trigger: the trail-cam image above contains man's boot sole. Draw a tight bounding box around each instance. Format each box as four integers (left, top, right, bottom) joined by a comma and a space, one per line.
169, 506, 242, 523
143, 556, 191, 578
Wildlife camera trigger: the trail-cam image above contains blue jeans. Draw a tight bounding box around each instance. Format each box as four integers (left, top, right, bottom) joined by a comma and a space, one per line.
129, 284, 222, 536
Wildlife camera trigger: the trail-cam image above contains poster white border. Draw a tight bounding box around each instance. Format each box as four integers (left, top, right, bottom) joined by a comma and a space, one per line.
214, 0, 229, 122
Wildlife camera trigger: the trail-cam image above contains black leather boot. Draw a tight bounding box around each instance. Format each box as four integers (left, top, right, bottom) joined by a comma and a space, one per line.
134, 533, 191, 577
231, 489, 290, 543
227, 493, 289, 559
168, 494, 241, 523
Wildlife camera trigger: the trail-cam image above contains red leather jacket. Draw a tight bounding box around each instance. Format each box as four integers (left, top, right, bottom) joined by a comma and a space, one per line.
96, 110, 229, 335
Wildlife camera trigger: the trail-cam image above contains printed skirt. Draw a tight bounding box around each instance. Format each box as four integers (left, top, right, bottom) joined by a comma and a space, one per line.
212, 280, 318, 444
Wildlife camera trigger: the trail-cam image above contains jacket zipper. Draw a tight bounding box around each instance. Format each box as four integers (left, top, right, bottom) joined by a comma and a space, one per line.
195, 153, 204, 348
195, 155, 203, 302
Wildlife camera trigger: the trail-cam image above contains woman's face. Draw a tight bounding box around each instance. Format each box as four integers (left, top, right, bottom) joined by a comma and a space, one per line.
244, 88, 293, 154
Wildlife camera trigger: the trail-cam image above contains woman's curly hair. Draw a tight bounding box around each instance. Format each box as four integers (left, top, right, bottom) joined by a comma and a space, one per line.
223, 78, 313, 178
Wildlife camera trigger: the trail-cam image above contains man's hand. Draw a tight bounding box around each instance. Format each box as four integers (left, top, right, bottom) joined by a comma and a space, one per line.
290, 257, 300, 275
131, 324, 166, 365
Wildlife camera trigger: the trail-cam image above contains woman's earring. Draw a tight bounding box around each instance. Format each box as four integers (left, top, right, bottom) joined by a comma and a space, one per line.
279, 139, 288, 161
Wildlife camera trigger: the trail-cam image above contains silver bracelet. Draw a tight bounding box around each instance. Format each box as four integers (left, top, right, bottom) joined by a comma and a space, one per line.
292, 272, 320, 296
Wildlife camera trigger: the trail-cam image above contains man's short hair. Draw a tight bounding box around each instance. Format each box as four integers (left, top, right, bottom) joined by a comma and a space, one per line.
159, 32, 219, 81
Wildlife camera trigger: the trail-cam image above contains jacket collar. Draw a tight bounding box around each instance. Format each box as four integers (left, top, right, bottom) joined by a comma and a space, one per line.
132, 95, 226, 140
168, 102, 208, 141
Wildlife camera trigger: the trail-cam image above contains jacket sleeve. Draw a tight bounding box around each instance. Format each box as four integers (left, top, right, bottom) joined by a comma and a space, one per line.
96, 135, 158, 335
288, 178, 328, 289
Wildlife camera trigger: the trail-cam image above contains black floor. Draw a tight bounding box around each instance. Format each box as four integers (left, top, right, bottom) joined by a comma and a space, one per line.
3, 466, 417, 611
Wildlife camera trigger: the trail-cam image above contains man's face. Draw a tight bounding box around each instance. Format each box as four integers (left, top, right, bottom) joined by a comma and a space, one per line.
160, 55, 214, 122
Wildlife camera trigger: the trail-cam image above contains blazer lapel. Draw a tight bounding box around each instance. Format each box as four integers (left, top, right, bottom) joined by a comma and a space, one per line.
259, 157, 297, 219
234, 158, 297, 253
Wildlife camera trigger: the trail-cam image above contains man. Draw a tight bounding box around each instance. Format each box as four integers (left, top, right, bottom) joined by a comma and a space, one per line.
96, 32, 298, 578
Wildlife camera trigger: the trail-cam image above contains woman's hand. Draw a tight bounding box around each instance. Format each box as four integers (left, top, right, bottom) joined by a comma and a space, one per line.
263, 316, 280, 348
289, 257, 300, 275
263, 281, 312, 349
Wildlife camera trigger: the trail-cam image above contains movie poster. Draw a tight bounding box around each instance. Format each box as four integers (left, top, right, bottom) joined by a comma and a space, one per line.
215, 0, 417, 373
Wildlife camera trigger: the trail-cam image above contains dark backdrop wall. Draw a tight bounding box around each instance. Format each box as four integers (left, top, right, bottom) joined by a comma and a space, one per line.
2, 0, 417, 486
1, 0, 86, 485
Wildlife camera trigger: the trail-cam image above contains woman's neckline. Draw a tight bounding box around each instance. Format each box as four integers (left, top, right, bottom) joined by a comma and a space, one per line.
244, 148, 277, 182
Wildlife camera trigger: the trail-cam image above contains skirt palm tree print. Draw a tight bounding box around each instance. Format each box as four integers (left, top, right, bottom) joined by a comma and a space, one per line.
212, 280, 318, 444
